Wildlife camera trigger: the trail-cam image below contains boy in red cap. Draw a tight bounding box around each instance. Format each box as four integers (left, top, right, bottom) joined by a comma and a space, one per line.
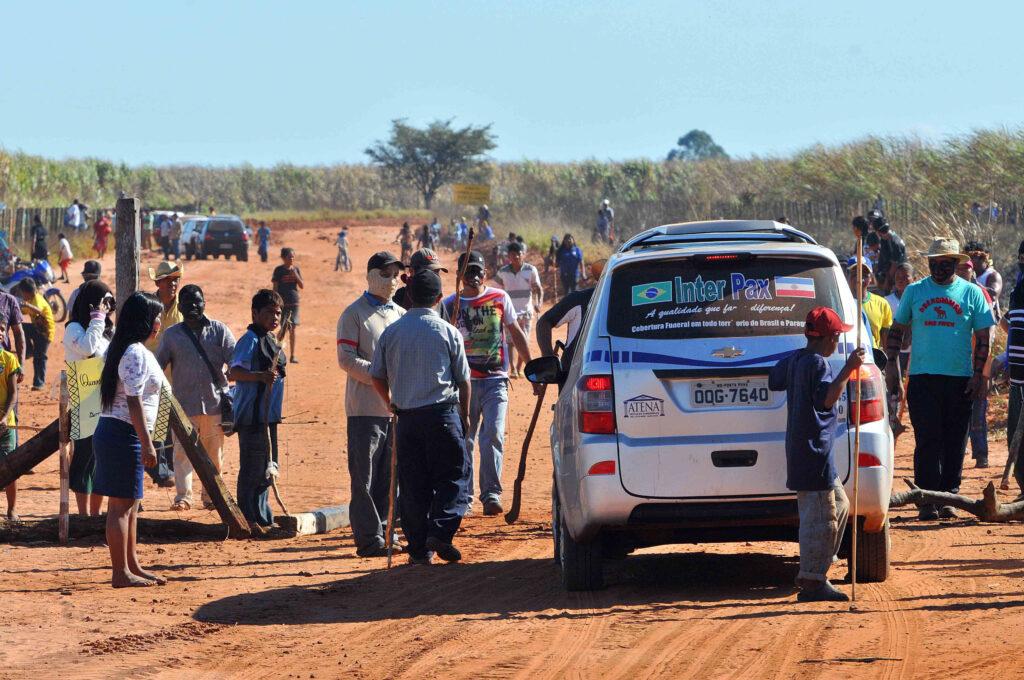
769, 306, 865, 602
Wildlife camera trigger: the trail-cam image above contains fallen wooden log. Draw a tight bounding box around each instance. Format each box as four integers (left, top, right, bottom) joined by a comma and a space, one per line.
889, 478, 1024, 522
277, 504, 349, 537
0, 516, 232, 542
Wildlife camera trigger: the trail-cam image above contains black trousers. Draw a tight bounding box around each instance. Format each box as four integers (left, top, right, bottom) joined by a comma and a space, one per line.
396, 404, 470, 559
907, 374, 972, 494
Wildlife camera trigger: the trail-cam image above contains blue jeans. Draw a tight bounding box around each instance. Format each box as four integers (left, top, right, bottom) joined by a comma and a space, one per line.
467, 378, 509, 503
970, 394, 989, 461
396, 405, 469, 558
346, 416, 394, 549
236, 423, 278, 527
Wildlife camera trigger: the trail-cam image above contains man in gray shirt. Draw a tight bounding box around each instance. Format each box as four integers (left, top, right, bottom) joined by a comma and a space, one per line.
337, 251, 404, 557
371, 269, 471, 565
156, 284, 236, 510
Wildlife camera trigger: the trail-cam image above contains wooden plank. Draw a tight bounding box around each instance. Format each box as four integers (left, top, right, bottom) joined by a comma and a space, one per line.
1, 515, 232, 542
166, 401, 252, 539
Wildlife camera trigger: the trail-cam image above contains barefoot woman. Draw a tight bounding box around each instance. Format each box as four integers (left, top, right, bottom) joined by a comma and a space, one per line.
92, 292, 168, 588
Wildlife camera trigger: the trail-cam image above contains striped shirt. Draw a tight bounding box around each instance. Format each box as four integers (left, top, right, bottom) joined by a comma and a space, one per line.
1007, 284, 1024, 385
496, 263, 541, 319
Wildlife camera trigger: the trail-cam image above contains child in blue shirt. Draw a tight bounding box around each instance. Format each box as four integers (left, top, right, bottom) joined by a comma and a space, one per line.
229, 289, 287, 529
769, 306, 864, 602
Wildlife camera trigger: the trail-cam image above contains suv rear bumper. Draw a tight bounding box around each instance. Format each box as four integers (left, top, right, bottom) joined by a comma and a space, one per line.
570, 465, 891, 542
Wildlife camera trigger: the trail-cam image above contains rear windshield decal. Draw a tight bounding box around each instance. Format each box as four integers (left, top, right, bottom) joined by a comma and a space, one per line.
774, 276, 816, 298
631, 281, 673, 306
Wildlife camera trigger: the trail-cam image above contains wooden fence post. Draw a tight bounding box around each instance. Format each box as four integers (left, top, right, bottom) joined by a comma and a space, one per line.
58, 372, 70, 544
114, 196, 141, 313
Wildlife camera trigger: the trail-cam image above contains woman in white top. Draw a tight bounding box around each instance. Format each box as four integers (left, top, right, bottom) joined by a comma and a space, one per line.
63, 280, 115, 516
92, 292, 167, 588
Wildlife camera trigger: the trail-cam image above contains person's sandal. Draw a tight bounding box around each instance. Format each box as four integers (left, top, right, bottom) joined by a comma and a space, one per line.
170, 500, 191, 511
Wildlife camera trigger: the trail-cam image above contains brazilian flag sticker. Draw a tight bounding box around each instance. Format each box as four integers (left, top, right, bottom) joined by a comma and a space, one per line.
631, 281, 673, 306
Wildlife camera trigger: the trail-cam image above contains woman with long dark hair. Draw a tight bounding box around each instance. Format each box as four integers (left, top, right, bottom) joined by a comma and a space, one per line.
92, 292, 167, 588
63, 280, 115, 516
555, 233, 585, 296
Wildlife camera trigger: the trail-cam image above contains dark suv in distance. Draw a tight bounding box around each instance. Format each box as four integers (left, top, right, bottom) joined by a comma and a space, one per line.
196, 215, 249, 261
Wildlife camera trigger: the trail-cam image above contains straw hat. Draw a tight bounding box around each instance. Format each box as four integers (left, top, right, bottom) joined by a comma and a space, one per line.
924, 237, 969, 262
148, 260, 184, 281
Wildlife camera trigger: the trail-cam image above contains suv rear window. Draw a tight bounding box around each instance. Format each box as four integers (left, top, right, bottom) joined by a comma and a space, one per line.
607, 256, 843, 339
207, 220, 243, 234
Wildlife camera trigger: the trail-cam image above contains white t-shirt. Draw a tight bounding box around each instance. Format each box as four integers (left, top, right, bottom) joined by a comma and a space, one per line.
58, 238, 73, 262
496, 263, 541, 318
63, 318, 111, 361
101, 342, 165, 431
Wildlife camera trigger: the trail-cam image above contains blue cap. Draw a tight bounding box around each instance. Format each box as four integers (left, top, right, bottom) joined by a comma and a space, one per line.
846, 256, 872, 272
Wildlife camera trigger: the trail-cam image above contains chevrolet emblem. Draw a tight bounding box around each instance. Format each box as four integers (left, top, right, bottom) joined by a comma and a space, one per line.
712, 346, 745, 359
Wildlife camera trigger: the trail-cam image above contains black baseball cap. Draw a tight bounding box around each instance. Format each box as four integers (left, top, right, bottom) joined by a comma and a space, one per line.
367, 251, 401, 272
410, 248, 448, 272
457, 250, 485, 273
409, 268, 443, 303
82, 260, 101, 279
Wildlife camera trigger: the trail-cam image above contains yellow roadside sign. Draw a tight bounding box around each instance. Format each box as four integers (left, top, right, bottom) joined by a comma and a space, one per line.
453, 184, 491, 205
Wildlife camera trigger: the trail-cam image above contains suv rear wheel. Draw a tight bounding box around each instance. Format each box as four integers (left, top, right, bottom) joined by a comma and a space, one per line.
556, 491, 604, 591
851, 518, 890, 583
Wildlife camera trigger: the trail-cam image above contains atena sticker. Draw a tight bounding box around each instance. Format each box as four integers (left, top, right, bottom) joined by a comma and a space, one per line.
622, 394, 665, 417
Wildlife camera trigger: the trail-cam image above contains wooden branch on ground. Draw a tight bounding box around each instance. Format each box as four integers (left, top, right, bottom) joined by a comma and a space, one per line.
889, 478, 1024, 521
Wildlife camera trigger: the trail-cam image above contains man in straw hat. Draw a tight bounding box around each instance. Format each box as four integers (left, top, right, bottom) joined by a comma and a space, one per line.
144, 260, 185, 488
884, 238, 995, 521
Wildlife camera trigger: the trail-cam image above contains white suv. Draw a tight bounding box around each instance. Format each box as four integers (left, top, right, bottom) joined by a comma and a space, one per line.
526, 220, 894, 591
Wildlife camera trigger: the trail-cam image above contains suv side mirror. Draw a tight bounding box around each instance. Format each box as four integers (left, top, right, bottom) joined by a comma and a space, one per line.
524, 356, 562, 384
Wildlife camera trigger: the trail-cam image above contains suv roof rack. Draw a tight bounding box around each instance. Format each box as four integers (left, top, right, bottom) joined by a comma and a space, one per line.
619, 220, 817, 253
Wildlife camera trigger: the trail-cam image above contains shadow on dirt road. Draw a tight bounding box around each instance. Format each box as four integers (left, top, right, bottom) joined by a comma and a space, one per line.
193, 550, 802, 625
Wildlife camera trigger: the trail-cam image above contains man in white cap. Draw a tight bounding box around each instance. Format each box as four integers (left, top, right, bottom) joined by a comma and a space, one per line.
885, 238, 995, 521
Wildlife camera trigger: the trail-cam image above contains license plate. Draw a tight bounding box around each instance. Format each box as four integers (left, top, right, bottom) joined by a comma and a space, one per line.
219, 243, 233, 249
690, 378, 770, 409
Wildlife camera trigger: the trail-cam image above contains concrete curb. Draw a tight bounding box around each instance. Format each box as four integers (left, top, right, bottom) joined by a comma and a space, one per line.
277, 504, 350, 536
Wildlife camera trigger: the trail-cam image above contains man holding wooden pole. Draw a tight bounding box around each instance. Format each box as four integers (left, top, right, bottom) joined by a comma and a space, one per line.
371, 269, 471, 565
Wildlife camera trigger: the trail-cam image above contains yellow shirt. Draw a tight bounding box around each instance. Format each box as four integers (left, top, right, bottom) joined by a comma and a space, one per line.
21, 292, 55, 342
145, 295, 184, 352
0, 350, 21, 426
861, 292, 893, 349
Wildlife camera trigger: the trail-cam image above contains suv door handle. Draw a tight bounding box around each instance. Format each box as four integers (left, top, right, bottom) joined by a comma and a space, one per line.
711, 450, 758, 468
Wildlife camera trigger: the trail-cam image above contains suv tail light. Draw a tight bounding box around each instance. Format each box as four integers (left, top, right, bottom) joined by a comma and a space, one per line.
578, 374, 616, 434
242, 231, 249, 241
849, 364, 885, 425
205, 233, 214, 241
858, 452, 882, 467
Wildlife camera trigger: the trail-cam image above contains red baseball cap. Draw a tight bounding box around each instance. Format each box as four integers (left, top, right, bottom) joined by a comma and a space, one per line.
804, 306, 853, 337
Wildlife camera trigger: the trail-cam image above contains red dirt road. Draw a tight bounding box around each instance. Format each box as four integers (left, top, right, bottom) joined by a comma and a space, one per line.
2, 222, 1023, 679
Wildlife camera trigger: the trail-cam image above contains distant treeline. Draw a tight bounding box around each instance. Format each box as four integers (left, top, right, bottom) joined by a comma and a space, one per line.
3, 128, 1023, 248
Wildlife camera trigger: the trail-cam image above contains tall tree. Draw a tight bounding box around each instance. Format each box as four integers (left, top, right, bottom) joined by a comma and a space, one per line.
365, 119, 497, 209
667, 129, 728, 161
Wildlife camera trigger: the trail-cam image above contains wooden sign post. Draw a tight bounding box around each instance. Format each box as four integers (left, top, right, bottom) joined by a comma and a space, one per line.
114, 196, 141, 313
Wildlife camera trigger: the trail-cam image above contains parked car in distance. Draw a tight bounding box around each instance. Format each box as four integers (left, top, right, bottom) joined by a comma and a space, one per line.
180, 216, 209, 260
193, 215, 249, 261
526, 220, 894, 591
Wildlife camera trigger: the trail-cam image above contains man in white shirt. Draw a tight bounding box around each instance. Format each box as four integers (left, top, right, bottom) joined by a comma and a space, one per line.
495, 242, 542, 377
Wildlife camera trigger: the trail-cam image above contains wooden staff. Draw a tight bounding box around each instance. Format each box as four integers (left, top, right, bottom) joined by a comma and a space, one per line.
505, 385, 546, 524
385, 413, 399, 569
451, 227, 475, 323
263, 347, 289, 517
851, 233, 864, 602
1001, 384, 1024, 491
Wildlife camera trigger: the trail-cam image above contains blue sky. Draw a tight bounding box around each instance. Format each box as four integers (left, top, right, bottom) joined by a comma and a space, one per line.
1, 1, 1020, 166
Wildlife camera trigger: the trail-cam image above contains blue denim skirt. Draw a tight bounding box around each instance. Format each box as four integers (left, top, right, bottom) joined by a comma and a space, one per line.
92, 416, 145, 500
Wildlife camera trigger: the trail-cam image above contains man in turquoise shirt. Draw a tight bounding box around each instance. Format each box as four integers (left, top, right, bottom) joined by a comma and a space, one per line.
885, 238, 994, 521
